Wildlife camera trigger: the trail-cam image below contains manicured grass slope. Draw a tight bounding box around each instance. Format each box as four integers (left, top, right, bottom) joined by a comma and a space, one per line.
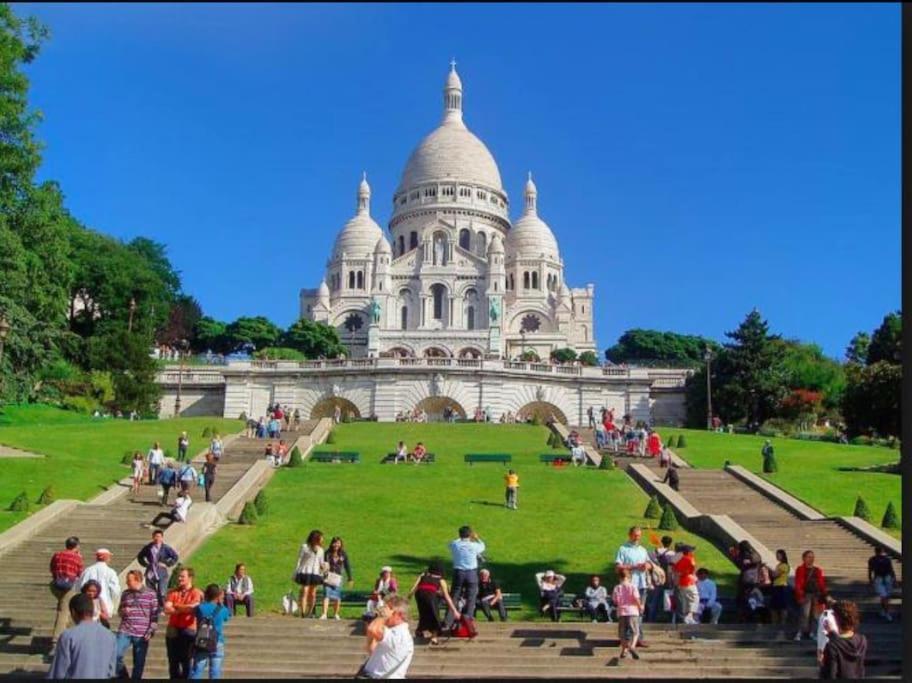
190, 423, 737, 618
667, 428, 901, 530
0, 404, 242, 532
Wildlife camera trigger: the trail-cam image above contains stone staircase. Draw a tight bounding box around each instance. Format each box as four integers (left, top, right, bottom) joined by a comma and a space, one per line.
3, 618, 902, 678
0, 426, 317, 676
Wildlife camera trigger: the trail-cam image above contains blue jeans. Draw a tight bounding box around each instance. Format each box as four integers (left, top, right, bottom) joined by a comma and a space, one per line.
115, 633, 150, 680
191, 642, 225, 679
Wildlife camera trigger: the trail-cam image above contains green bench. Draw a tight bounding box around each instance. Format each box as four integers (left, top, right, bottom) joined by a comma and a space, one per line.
310, 451, 360, 463
465, 453, 512, 465
538, 453, 571, 464
381, 452, 436, 464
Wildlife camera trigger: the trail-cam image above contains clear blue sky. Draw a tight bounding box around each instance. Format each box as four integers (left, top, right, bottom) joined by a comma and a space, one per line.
18, 3, 900, 359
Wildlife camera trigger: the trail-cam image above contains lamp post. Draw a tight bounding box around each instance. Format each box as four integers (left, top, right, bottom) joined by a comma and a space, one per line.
704, 346, 714, 431
128, 297, 136, 332
0, 312, 10, 401
173, 338, 189, 417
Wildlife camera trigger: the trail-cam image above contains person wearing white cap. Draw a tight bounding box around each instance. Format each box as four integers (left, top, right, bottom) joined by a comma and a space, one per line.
78, 548, 121, 616
535, 570, 566, 621
374, 566, 399, 599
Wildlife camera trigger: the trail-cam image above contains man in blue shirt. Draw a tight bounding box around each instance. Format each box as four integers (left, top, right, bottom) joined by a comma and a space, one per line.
447, 526, 485, 626
190, 584, 232, 679
615, 526, 652, 646
48, 594, 117, 679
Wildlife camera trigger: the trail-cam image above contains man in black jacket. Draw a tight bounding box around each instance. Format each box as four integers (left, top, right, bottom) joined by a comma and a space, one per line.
136, 529, 179, 606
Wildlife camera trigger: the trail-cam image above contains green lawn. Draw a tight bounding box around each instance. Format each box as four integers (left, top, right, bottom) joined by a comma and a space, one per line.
0, 404, 242, 532
189, 422, 737, 619
666, 428, 901, 534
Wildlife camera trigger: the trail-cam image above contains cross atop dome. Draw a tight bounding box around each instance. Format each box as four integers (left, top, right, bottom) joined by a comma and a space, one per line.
443, 60, 463, 124
450, 58, 457, 71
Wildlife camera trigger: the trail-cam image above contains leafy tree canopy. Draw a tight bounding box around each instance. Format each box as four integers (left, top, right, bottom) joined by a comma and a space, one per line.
281, 318, 345, 359
844, 332, 870, 365
867, 311, 901, 365
223, 316, 281, 353
605, 329, 721, 366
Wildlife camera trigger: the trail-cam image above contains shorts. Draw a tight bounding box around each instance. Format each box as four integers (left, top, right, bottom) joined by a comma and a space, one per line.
324, 584, 342, 601
295, 572, 324, 587
618, 615, 641, 641
873, 575, 894, 598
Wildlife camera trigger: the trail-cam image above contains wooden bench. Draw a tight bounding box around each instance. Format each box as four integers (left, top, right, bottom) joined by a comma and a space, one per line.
381, 452, 436, 464
310, 451, 360, 463
538, 453, 571, 465
500, 592, 523, 611
465, 453, 512, 465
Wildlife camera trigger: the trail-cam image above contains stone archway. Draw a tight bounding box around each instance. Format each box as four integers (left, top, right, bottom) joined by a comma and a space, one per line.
423, 346, 450, 358
310, 397, 361, 420
386, 346, 414, 358
414, 396, 466, 422
457, 347, 482, 359
516, 401, 568, 425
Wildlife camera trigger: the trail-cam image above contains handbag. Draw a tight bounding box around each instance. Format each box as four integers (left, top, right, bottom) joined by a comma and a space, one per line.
281, 590, 299, 615
324, 571, 343, 588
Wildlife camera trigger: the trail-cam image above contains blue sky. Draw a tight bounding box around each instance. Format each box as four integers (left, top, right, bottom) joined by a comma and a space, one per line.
18, 3, 899, 358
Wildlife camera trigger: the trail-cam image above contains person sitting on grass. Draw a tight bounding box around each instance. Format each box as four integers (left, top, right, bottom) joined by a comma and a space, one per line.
394, 441, 408, 464
412, 442, 427, 464
149, 492, 192, 530
374, 566, 399, 598
535, 570, 566, 622
570, 443, 587, 467
225, 563, 255, 617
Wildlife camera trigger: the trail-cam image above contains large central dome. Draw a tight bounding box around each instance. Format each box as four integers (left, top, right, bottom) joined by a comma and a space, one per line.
396, 63, 503, 194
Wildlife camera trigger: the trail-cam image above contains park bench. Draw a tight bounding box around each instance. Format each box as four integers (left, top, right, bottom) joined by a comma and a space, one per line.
381, 452, 436, 464
538, 453, 571, 465
464, 453, 511, 465
310, 451, 360, 463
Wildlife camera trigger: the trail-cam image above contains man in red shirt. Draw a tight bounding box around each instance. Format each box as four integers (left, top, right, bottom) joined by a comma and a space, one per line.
673, 545, 699, 624
794, 550, 827, 640
163, 567, 204, 679
49, 536, 84, 653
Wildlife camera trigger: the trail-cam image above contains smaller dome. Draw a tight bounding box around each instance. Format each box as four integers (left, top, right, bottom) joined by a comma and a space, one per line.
333, 174, 383, 259
488, 232, 504, 254
318, 279, 330, 298
374, 235, 391, 254
506, 173, 560, 260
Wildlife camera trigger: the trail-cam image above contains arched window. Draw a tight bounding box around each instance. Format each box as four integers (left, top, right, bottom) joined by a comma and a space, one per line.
466, 305, 475, 330
459, 229, 471, 251
523, 272, 530, 289
431, 284, 446, 320
398, 235, 405, 255
477, 232, 487, 257
401, 306, 408, 330
410, 231, 418, 249
348, 271, 355, 289
356, 271, 364, 289
532, 272, 539, 289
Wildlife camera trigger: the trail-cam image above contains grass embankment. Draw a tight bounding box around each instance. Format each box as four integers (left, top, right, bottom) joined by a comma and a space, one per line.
666, 428, 901, 536
190, 422, 737, 619
0, 404, 242, 532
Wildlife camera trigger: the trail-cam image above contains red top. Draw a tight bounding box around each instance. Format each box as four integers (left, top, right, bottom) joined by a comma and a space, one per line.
794, 564, 826, 602
674, 554, 697, 588
166, 587, 204, 630
647, 433, 662, 456
50, 550, 84, 581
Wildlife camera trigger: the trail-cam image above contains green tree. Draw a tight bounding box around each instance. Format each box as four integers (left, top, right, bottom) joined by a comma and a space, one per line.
881, 501, 899, 529
550, 347, 577, 364
192, 316, 228, 354
777, 339, 846, 412
844, 332, 870, 365
852, 495, 871, 522
867, 311, 901, 365
658, 504, 679, 531
578, 350, 598, 366
160, 295, 202, 347
842, 361, 901, 437
223, 316, 281, 353
281, 318, 346, 359
605, 329, 721, 366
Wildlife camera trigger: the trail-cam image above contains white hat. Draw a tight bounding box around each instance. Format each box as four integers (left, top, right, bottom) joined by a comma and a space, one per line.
96, 548, 112, 558
381, 566, 392, 573
544, 569, 555, 578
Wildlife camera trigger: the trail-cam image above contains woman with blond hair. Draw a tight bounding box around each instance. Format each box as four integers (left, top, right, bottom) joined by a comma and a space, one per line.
293, 530, 326, 618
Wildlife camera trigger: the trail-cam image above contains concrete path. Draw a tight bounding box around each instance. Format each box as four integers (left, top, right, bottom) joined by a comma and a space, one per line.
0, 445, 44, 458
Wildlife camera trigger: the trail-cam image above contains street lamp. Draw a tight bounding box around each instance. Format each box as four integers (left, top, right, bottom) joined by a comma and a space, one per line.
173, 338, 190, 417
128, 297, 137, 332
0, 312, 10, 401
704, 346, 714, 431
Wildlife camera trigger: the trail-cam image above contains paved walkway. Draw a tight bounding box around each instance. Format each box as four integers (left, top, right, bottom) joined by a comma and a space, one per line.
0, 423, 317, 676
0, 445, 44, 458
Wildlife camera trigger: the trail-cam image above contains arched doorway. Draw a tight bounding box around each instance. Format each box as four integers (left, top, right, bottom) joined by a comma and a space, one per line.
516, 401, 568, 425
423, 347, 450, 358
414, 397, 466, 422
310, 397, 361, 420
457, 347, 482, 359
386, 346, 414, 358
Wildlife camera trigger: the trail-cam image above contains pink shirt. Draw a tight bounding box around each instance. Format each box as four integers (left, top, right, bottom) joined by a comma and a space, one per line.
612, 581, 641, 617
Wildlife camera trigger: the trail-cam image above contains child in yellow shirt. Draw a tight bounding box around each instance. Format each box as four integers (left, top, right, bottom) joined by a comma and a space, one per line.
504, 470, 519, 510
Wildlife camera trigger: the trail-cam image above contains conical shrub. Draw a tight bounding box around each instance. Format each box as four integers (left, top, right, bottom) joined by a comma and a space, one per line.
238, 501, 258, 525
881, 501, 899, 529
8, 492, 29, 512
201, 427, 212, 438
666, 435, 677, 449
288, 446, 303, 467
853, 495, 872, 522
598, 456, 615, 470
37, 486, 56, 505
677, 435, 687, 449
326, 430, 336, 445
121, 451, 134, 466
658, 504, 679, 531
762, 451, 778, 473
644, 495, 662, 519
254, 490, 269, 516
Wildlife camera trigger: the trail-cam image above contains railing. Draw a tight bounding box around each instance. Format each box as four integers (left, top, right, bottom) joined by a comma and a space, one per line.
603, 367, 630, 377
427, 358, 451, 367
156, 370, 226, 385
529, 363, 552, 373
457, 359, 481, 368
555, 366, 581, 376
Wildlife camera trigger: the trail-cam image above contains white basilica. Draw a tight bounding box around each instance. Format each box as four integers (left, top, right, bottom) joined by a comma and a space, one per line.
299, 63, 596, 361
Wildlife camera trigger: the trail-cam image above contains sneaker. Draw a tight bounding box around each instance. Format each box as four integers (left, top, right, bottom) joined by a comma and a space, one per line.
319, 614, 327, 620
619, 651, 628, 659
334, 614, 341, 620
629, 649, 640, 660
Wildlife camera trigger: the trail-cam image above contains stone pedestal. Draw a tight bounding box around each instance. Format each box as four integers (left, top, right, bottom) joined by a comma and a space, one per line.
367, 324, 380, 358
488, 326, 502, 357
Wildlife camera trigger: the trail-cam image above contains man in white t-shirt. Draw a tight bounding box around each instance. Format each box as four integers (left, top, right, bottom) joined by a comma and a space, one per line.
361, 595, 414, 679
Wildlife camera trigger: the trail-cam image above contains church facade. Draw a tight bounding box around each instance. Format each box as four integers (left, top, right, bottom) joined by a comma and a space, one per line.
299, 64, 595, 361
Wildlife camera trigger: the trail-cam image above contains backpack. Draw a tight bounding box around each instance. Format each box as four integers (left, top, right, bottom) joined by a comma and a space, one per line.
451, 615, 478, 639
194, 613, 219, 653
